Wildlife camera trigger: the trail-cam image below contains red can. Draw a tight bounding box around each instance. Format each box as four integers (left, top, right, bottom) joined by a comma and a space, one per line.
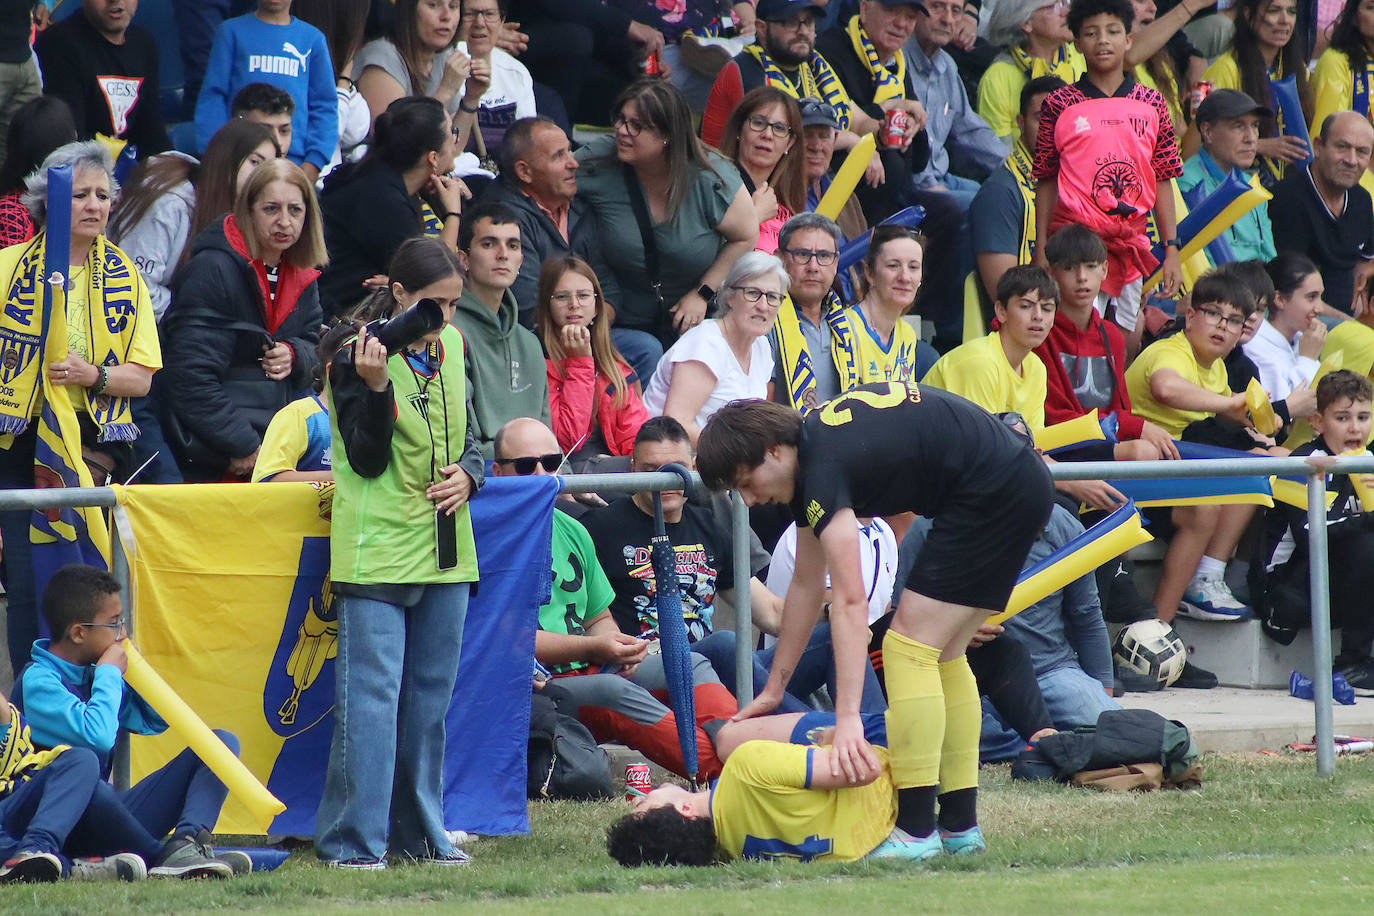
625, 762, 652, 800
1189, 80, 1213, 114
641, 50, 662, 77
882, 108, 910, 147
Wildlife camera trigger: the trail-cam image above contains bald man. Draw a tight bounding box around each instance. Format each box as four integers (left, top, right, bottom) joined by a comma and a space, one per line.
1271, 111, 1374, 318
493, 419, 737, 781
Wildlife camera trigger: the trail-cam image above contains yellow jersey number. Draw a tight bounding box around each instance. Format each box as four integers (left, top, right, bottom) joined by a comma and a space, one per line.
819, 382, 921, 427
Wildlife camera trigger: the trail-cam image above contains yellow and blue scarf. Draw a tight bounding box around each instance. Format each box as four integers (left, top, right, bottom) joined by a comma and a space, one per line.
1008, 42, 1075, 81
775, 291, 851, 413
0, 703, 69, 798
1007, 140, 1037, 262
846, 15, 906, 104
743, 43, 852, 130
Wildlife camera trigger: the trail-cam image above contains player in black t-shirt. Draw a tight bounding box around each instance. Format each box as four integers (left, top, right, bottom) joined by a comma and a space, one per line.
698, 381, 1053, 859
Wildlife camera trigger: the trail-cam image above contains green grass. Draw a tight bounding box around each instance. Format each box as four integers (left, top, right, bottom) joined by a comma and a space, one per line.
7, 752, 1374, 914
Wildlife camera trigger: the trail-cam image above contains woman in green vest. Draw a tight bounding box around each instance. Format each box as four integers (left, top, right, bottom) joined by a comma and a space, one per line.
315, 236, 483, 870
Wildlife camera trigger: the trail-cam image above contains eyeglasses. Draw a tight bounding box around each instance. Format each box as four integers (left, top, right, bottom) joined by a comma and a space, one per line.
782, 247, 838, 266
733, 286, 785, 307
495, 453, 564, 475
745, 115, 793, 139
1192, 304, 1245, 331
1038, 0, 1070, 10
463, 7, 503, 21
613, 113, 652, 137
79, 617, 128, 635
551, 290, 598, 306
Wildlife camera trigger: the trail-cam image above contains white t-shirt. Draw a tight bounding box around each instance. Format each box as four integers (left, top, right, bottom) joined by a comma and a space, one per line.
1242, 318, 1320, 402
456, 42, 535, 154
643, 319, 773, 429
763, 518, 899, 647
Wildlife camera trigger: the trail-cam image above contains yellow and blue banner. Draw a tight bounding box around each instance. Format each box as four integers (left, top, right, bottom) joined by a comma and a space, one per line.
117, 476, 558, 835
1095, 441, 1274, 509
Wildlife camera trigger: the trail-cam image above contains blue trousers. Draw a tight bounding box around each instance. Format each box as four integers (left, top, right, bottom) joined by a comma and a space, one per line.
0, 748, 101, 869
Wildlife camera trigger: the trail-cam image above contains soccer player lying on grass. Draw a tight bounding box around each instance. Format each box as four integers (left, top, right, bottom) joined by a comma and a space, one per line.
696, 384, 1053, 859
607, 711, 901, 865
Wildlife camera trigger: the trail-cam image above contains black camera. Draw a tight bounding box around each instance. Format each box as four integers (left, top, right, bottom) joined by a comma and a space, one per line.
364, 297, 446, 355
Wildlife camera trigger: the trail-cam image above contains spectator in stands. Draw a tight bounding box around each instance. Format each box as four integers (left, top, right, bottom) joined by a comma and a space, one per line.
159, 160, 325, 482
455, 0, 536, 161
318, 96, 465, 319
453, 201, 550, 458
352, 0, 479, 140
1038, 225, 1179, 460
1270, 111, 1374, 318
905, 0, 1010, 203
717, 87, 807, 253
293, 0, 371, 183
193, 0, 337, 182
575, 79, 756, 384
770, 213, 847, 414
971, 75, 1064, 304
830, 225, 934, 387
1261, 370, 1374, 687
0, 97, 77, 248
316, 235, 480, 871
1196, 0, 1313, 182
1237, 253, 1324, 424
798, 98, 867, 243
495, 416, 737, 780
980, 504, 1121, 758
0, 141, 161, 674
229, 83, 296, 163
176, 0, 256, 118
35, 0, 170, 157
643, 251, 785, 445
979, 0, 1085, 141
1125, 273, 1265, 635
252, 323, 354, 482
1180, 90, 1277, 266
109, 119, 280, 321
1312, 0, 1374, 130
0, 3, 40, 166
1033, 0, 1184, 350
537, 256, 649, 464
482, 116, 622, 326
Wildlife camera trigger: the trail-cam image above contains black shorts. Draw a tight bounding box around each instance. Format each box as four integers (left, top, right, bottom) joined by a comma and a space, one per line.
1052, 441, 1117, 463
905, 444, 1054, 610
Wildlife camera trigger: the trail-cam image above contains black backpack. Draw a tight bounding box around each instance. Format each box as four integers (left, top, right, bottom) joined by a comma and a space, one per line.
528, 690, 613, 800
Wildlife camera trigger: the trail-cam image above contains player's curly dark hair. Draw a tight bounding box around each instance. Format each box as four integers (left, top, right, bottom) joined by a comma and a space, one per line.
606, 807, 718, 867
697, 399, 802, 492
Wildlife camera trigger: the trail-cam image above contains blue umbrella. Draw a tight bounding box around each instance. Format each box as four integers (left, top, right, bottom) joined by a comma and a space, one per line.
649, 463, 699, 780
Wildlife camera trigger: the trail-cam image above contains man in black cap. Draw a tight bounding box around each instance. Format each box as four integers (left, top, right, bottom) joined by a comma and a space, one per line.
1179, 88, 1276, 266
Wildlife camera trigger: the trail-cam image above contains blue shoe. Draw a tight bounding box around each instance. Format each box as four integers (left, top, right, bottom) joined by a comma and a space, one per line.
866, 828, 941, 861
1178, 575, 1252, 621
939, 825, 986, 856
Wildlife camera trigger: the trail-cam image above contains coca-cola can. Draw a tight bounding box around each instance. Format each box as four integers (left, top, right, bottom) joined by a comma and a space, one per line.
882, 108, 910, 147
1189, 80, 1212, 113
625, 762, 652, 799
641, 50, 662, 77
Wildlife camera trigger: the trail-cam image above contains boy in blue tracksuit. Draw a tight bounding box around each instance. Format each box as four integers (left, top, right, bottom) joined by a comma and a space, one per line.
193, 0, 338, 178
15, 565, 248, 879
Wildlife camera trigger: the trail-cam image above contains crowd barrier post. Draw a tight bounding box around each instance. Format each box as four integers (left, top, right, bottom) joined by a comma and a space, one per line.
731, 490, 754, 704
1307, 469, 1335, 777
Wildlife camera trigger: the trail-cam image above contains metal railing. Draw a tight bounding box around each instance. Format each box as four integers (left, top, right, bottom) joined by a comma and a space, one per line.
3, 453, 1368, 779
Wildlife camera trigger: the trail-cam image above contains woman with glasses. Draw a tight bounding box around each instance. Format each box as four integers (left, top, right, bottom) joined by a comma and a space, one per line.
643, 251, 786, 445
575, 79, 758, 386
979, 0, 1084, 141
353, 0, 481, 132
717, 88, 807, 255
318, 96, 467, 320
831, 225, 933, 389
537, 256, 648, 464
317, 234, 482, 870
454, 0, 536, 163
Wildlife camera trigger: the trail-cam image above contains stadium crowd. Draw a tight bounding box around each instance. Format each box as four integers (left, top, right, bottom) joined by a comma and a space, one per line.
0, 0, 1370, 877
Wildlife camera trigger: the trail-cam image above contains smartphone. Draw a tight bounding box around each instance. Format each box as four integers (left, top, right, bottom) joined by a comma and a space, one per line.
435, 507, 458, 571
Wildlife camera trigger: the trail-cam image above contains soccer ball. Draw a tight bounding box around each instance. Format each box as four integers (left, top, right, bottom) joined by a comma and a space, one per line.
1112, 619, 1187, 688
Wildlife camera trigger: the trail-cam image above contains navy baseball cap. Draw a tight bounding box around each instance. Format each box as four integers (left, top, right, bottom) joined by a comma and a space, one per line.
1195, 89, 1272, 124
756, 0, 826, 21
871, 0, 928, 8
799, 98, 840, 129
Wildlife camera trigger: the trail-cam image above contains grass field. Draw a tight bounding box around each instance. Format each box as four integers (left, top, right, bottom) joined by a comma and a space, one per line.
6, 752, 1374, 914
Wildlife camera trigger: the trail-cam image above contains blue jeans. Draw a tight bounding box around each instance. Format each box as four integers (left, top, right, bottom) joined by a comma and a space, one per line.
120, 730, 239, 839
919, 173, 981, 211
0, 424, 38, 675
0, 747, 101, 868
610, 327, 664, 391
315, 583, 470, 862
693, 625, 887, 714
128, 396, 184, 485
980, 665, 1120, 761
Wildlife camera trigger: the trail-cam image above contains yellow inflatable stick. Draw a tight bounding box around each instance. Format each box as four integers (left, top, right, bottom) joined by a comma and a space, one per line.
987, 504, 1152, 625
1269, 476, 1336, 510
121, 639, 285, 830
1312, 352, 1344, 385
1246, 377, 1279, 436
1037, 412, 1106, 453
816, 133, 877, 221
1340, 450, 1374, 512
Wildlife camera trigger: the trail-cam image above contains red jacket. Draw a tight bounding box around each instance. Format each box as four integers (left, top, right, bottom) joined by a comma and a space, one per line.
546, 356, 648, 457
1035, 308, 1146, 440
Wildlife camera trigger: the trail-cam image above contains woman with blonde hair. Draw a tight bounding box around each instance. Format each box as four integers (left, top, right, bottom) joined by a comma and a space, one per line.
537, 256, 648, 462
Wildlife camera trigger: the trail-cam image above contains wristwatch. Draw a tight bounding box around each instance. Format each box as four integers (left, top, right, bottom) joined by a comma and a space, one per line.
697, 283, 716, 301
1165, 239, 1182, 250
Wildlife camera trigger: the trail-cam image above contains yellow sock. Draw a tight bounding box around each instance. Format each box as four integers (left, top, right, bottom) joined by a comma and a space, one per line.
938, 655, 980, 793
882, 630, 943, 788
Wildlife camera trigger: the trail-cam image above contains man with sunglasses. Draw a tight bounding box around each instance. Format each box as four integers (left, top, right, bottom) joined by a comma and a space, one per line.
493, 418, 739, 781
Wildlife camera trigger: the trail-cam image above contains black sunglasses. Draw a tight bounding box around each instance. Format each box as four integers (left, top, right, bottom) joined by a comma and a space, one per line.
495, 453, 564, 475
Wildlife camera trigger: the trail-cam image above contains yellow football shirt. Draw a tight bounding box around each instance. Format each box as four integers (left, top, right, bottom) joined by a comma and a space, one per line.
924, 331, 1047, 432
1124, 331, 1230, 438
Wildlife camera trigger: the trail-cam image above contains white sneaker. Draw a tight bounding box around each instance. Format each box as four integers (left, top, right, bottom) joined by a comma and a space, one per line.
1178, 574, 1253, 621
